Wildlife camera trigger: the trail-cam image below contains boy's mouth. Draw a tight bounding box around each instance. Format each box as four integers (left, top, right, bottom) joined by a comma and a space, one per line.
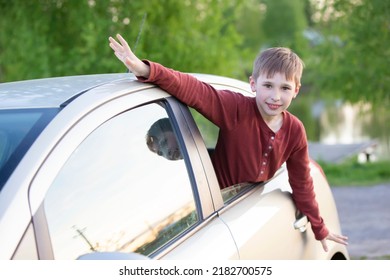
266, 103, 282, 110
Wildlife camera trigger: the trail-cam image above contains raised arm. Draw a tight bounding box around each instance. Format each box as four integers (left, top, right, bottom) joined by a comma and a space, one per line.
109, 34, 150, 78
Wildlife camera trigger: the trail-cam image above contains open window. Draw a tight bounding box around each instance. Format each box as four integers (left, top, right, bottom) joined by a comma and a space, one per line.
189, 108, 255, 203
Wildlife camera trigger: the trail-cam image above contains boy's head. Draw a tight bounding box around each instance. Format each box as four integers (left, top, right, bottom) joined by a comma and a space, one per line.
146, 118, 183, 161
252, 47, 304, 87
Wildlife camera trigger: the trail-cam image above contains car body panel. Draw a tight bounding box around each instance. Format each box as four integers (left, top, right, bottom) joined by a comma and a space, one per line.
219, 167, 319, 259
0, 74, 129, 109
158, 215, 239, 260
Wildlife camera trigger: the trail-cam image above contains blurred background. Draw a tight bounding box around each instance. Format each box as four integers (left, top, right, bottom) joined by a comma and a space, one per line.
0, 0, 389, 176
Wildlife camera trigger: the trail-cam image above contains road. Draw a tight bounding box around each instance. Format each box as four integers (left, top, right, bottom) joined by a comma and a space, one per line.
331, 183, 390, 259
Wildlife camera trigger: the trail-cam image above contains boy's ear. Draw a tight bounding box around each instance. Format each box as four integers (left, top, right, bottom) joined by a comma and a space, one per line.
249, 76, 256, 92
294, 83, 301, 98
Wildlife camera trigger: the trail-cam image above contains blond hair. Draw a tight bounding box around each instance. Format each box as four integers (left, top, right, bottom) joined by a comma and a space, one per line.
252, 47, 304, 86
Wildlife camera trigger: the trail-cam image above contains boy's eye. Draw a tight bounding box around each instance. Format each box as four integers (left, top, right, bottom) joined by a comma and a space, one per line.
282, 86, 291, 91
263, 83, 272, 88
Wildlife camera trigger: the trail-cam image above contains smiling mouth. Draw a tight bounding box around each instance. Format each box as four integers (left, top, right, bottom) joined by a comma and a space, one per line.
267, 103, 282, 110
170, 150, 183, 160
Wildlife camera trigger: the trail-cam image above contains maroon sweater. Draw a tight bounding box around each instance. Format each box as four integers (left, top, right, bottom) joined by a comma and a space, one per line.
139, 61, 329, 240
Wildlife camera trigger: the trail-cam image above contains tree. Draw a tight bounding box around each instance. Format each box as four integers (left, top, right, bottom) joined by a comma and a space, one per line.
0, 0, 120, 81
128, 0, 245, 78
0, 1, 51, 81
261, 0, 309, 57
0, 0, 246, 82
309, 0, 390, 104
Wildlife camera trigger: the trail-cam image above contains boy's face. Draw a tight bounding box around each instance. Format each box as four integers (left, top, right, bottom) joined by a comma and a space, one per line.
250, 72, 300, 122
155, 131, 183, 161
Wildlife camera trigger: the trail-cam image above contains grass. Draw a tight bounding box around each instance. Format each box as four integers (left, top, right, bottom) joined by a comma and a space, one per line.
318, 159, 390, 187
319, 158, 390, 261
352, 255, 390, 260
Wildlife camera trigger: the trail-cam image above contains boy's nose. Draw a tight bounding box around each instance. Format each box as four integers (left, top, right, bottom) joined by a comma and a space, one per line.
271, 89, 281, 101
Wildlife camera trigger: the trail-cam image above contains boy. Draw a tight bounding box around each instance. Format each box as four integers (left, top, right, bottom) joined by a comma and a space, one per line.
109, 34, 348, 252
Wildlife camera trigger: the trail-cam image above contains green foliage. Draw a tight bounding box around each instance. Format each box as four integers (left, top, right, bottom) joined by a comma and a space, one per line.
288, 95, 320, 141
308, 0, 390, 105
130, 0, 245, 79
0, 0, 247, 82
262, 0, 309, 57
320, 159, 390, 187
0, 0, 122, 80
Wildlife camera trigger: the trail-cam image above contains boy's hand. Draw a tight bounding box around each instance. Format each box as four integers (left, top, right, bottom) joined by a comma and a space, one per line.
109, 34, 150, 78
320, 232, 348, 252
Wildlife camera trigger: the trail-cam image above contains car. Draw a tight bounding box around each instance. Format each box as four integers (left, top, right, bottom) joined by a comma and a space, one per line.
0, 72, 349, 260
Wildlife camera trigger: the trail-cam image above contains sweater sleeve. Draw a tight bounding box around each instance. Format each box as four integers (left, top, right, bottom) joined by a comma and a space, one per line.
137, 60, 245, 129
286, 123, 329, 240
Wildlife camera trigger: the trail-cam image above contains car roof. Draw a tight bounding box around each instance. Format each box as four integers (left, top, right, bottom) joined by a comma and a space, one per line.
0, 73, 134, 109
0, 72, 252, 110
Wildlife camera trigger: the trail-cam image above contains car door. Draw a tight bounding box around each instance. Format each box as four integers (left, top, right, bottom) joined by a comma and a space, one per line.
27, 86, 238, 260
217, 171, 320, 259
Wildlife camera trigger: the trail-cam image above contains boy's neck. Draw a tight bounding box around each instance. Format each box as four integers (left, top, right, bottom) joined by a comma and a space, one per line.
262, 112, 284, 133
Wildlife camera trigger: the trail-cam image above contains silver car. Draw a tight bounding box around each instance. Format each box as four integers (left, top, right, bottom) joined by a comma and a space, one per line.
0, 73, 349, 260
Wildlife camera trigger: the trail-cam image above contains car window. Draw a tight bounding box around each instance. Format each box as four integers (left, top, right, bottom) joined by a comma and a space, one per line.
43, 102, 198, 259
189, 82, 252, 150
189, 108, 254, 203
0, 109, 57, 190
220, 183, 256, 203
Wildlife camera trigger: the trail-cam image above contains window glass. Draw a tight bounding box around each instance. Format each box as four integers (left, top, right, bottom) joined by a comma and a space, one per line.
221, 183, 255, 203
0, 109, 57, 190
44, 103, 198, 259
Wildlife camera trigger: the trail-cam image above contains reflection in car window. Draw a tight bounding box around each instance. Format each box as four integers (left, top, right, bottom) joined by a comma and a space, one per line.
44, 103, 198, 259
221, 183, 255, 203
146, 118, 183, 161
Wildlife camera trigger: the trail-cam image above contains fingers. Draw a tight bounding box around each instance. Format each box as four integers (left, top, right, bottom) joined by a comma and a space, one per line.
321, 232, 349, 252
320, 239, 329, 252
109, 35, 129, 64
116, 34, 130, 50
108, 36, 118, 47
108, 36, 123, 52
113, 51, 125, 63
108, 33, 150, 77
328, 233, 349, 246
108, 34, 131, 53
